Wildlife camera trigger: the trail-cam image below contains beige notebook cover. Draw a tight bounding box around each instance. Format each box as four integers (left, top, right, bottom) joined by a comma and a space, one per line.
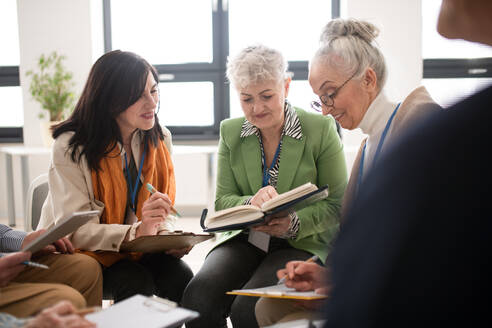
120, 231, 214, 253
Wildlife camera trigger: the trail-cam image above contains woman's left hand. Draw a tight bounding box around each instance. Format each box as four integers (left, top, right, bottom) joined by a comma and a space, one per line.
252, 215, 291, 237
21, 229, 75, 255
165, 246, 193, 259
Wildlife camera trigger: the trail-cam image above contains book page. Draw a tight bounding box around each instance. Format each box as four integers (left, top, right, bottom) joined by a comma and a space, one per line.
206, 211, 264, 229
261, 183, 317, 211
204, 205, 260, 225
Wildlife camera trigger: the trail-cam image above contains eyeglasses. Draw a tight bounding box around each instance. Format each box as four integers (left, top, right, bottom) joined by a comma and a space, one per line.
310, 71, 357, 112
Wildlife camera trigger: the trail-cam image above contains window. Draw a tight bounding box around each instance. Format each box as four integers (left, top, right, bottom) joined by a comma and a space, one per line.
421, 0, 492, 107
104, 0, 340, 139
0, 0, 23, 142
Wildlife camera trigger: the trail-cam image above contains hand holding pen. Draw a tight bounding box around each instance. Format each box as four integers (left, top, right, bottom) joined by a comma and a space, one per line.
136, 183, 181, 238
276, 255, 330, 294
0, 252, 48, 288
146, 183, 181, 217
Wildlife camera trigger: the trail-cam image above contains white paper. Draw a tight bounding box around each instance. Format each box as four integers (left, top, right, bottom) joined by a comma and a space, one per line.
236, 283, 323, 298
86, 294, 198, 328
248, 230, 270, 252
264, 319, 326, 328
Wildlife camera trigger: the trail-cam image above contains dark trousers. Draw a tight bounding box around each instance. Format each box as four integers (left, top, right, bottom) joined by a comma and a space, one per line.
182, 233, 313, 328
103, 252, 193, 304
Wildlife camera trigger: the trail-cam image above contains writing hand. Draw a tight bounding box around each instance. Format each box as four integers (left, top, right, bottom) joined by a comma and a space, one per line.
24, 301, 96, 328
138, 192, 173, 237
0, 252, 31, 287
276, 261, 329, 291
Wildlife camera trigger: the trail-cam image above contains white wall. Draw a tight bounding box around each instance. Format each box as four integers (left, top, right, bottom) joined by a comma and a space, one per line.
18, 0, 98, 147
0, 0, 423, 221
340, 0, 423, 170
0, 0, 100, 220
345, 0, 422, 101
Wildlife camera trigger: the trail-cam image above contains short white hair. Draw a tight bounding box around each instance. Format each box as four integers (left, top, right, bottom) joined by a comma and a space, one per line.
313, 18, 387, 89
226, 44, 293, 89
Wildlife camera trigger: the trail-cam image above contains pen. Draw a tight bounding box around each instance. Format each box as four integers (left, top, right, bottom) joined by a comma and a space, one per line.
0, 253, 49, 270
277, 255, 319, 285
75, 306, 102, 316
146, 183, 181, 217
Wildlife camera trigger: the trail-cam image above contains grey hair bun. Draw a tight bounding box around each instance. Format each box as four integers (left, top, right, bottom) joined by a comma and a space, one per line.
320, 18, 379, 45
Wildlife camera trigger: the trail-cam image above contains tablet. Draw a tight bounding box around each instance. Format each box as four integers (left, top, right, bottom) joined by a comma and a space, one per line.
23, 210, 100, 253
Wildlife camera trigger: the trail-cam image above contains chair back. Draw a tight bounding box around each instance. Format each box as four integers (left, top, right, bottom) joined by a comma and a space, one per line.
24, 173, 49, 231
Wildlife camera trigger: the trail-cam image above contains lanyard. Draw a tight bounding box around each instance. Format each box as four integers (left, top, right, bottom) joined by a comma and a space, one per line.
262, 140, 282, 187
357, 103, 401, 193
124, 143, 146, 212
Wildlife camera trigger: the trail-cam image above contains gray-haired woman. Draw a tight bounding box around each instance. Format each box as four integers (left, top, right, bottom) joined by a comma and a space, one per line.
255, 18, 442, 327
182, 44, 347, 327
310, 18, 441, 214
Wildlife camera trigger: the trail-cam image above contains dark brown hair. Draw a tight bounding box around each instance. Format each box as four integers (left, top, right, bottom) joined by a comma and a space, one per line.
53, 50, 164, 171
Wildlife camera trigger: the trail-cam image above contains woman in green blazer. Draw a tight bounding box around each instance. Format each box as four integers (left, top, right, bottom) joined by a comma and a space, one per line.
182, 44, 347, 328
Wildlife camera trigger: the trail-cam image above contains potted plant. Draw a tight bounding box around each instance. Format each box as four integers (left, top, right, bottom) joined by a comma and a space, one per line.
26, 51, 75, 147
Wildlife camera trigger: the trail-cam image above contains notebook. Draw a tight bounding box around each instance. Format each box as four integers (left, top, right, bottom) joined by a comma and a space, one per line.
200, 183, 329, 232
227, 283, 328, 300
86, 294, 199, 328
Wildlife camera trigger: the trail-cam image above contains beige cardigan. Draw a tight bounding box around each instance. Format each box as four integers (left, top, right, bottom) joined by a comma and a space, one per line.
341, 86, 439, 217
37, 127, 173, 252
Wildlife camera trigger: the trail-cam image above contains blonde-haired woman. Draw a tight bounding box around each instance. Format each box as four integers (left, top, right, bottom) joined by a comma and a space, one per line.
182, 44, 347, 328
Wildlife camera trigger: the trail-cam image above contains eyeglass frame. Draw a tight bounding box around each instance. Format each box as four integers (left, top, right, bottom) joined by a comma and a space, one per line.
311, 70, 358, 112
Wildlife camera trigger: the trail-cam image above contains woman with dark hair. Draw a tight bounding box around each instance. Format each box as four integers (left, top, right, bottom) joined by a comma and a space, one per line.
37, 50, 193, 303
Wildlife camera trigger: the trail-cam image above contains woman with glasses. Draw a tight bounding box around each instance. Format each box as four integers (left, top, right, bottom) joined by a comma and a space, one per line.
37, 50, 193, 304
255, 18, 441, 327
310, 18, 440, 215
181, 44, 347, 328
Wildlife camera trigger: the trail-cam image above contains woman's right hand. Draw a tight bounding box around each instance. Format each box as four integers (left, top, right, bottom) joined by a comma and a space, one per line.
137, 192, 173, 237
250, 186, 279, 208
24, 301, 95, 328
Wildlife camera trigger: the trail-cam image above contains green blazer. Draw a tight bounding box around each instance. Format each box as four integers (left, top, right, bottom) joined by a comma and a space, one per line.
215, 107, 348, 263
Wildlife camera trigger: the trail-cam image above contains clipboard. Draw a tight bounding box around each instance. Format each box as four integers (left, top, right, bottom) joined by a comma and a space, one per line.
22, 210, 100, 253
86, 294, 199, 328
120, 231, 214, 253
227, 283, 328, 301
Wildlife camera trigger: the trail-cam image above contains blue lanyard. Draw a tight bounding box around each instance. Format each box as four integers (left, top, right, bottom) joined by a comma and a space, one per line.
262, 140, 282, 187
124, 143, 146, 212
357, 103, 401, 193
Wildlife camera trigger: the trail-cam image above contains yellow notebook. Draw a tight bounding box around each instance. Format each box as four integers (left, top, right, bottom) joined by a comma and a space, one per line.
227, 283, 328, 301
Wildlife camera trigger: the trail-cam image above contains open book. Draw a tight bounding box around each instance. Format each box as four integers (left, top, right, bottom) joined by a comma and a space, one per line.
22, 210, 100, 253
264, 319, 327, 328
86, 294, 198, 328
200, 183, 329, 232
227, 283, 328, 300
120, 230, 214, 253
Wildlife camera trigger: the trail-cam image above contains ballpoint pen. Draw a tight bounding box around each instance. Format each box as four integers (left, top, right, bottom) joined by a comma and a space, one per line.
277, 255, 319, 285
146, 183, 181, 217
0, 253, 49, 269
